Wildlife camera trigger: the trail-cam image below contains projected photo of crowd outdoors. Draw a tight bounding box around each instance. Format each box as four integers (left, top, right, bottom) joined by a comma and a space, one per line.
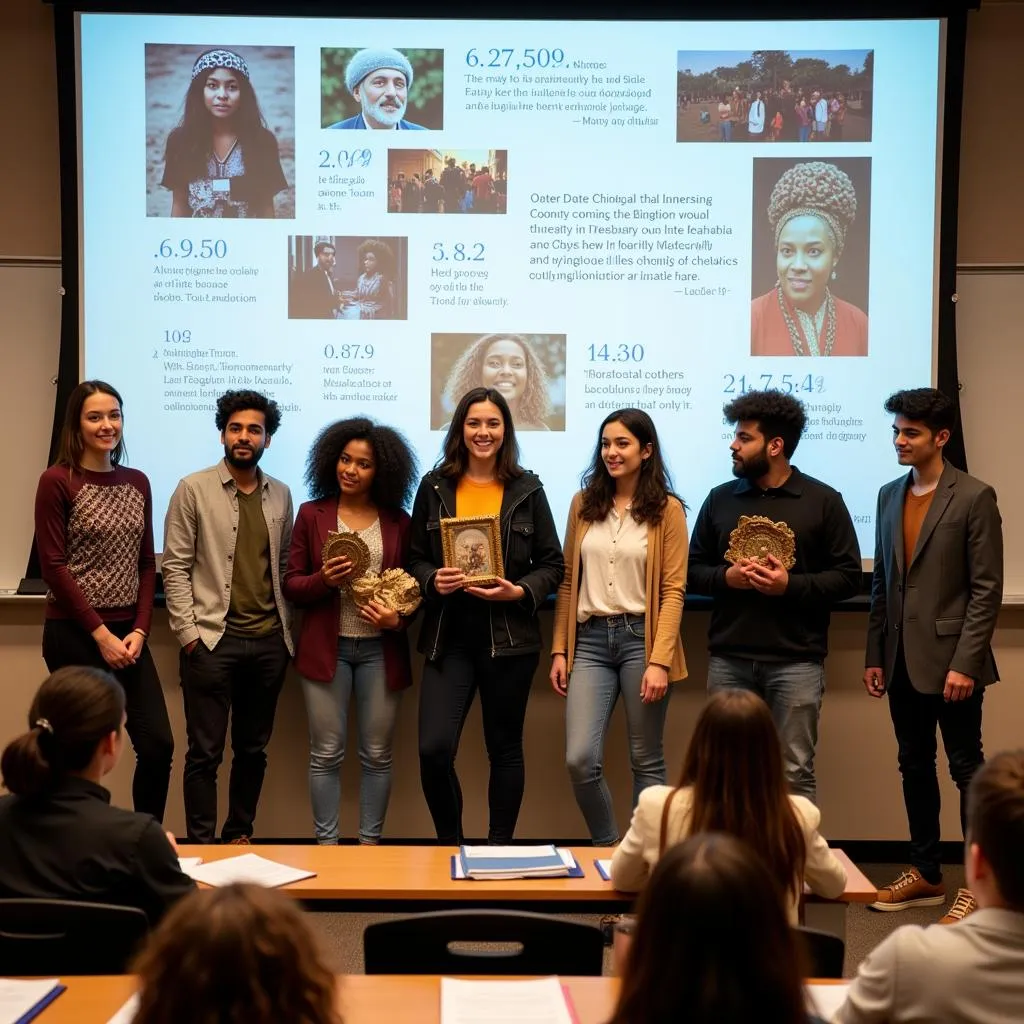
387, 150, 508, 213
430, 333, 567, 431
321, 47, 444, 130
750, 157, 872, 358
145, 44, 295, 218
287, 235, 408, 320
676, 49, 873, 144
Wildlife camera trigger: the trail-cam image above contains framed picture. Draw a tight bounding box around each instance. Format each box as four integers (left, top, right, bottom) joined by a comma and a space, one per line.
440, 515, 504, 585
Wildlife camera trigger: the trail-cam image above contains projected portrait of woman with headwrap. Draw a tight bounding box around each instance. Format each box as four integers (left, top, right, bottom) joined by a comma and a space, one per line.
146, 44, 295, 219
750, 159, 870, 357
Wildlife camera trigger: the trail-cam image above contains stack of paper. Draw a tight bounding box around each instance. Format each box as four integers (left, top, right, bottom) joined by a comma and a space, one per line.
441, 977, 575, 1024
458, 845, 571, 880
0, 979, 65, 1024
806, 982, 851, 1018
180, 853, 316, 888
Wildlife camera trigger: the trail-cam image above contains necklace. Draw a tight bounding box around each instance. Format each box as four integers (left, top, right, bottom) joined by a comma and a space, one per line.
776, 283, 836, 356
212, 137, 238, 167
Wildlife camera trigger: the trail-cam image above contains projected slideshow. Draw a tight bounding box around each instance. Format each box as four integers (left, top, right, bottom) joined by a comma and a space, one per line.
78, 17, 942, 550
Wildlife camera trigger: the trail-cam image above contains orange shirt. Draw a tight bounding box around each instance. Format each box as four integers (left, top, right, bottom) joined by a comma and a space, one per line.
903, 488, 936, 566
455, 477, 503, 518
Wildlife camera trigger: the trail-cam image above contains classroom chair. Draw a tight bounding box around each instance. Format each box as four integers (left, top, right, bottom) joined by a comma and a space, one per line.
796, 924, 846, 979
364, 909, 605, 976
0, 898, 149, 975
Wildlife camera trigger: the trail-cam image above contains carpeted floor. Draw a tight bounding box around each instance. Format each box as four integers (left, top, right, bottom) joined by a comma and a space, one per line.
301, 861, 968, 979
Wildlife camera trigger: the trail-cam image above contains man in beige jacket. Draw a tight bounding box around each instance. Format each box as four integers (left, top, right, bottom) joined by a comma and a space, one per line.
834, 750, 1024, 1024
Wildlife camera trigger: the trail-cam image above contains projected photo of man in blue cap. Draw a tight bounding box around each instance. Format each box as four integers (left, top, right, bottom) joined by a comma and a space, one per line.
327, 48, 427, 130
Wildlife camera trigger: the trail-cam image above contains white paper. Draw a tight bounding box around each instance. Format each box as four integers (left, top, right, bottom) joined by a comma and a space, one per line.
462, 845, 558, 859
596, 858, 612, 879
454, 848, 576, 880
182, 853, 315, 888
178, 856, 202, 870
105, 994, 139, 1024
0, 979, 60, 1024
806, 982, 851, 1018
441, 977, 573, 1024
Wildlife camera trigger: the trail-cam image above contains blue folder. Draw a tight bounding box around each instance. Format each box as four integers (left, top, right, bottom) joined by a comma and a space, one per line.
450, 850, 585, 879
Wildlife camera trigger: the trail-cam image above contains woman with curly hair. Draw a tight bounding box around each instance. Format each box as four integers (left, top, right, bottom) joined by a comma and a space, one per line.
340, 239, 397, 320
443, 334, 552, 430
751, 160, 868, 357
284, 418, 418, 844
160, 48, 288, 218
551, 409, 688, 845
131, 883, 340, 1024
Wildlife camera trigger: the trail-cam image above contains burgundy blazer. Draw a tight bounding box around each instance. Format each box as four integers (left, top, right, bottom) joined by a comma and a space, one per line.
283, 498, 413, 690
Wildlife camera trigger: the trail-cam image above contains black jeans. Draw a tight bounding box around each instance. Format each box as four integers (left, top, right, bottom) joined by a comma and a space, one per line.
180, 631, 290, 843
888, 646, 985, 881
418, 644, 538, 844
42, 618, 173, 822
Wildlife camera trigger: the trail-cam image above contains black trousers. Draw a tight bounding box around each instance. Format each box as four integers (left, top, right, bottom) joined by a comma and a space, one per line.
418, 645, 538, 844
888, 646, 985, 880
180, 631, 290, 843
42, 618, 173, 823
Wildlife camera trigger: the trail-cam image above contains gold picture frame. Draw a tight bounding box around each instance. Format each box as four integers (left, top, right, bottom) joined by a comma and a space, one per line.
440, 515, 504, 585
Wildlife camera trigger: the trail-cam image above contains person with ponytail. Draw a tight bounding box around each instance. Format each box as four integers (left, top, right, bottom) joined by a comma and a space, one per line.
610, 689, 845, 922
34, 379, 173, 822
0, 667, 194, 924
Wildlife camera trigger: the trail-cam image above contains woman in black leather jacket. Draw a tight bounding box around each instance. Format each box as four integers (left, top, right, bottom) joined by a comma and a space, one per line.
408, 387, 563, 842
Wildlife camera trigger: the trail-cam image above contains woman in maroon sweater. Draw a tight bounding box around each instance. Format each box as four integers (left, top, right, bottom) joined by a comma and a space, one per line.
284, 417, 417, 844
33, 381, 173, 822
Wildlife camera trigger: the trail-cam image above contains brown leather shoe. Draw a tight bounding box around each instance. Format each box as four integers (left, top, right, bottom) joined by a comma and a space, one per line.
226, 836, 251, 846
869, 867, 945, 911
939, 888, 978, 925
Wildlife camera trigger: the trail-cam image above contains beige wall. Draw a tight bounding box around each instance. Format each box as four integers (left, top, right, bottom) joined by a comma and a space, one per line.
1, 0, 1022, 841
2, 602, 1022, 841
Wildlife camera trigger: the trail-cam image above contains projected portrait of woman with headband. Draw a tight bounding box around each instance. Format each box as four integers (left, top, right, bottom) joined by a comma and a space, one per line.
156, 47, 292, 219
750, 159, 870, 357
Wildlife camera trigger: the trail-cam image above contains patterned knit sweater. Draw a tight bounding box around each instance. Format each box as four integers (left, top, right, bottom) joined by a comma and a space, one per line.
34, 465, 156, 633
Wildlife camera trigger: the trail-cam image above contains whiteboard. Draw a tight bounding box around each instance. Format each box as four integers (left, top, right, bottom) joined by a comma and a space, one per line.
954, 269, 1024, 601
0, 260, 62, 590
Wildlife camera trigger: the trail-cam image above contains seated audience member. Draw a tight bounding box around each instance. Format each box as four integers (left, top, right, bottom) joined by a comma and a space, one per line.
834, 750, 1024, 1024
609, 832, 821, 1024
131, 883, 341, 1024
611, 689, 846, 922
0, 667, 194, 924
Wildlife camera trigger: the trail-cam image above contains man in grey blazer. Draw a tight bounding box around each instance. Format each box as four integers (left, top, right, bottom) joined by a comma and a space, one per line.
865, 389, 1002, 920
834, 750, 1024, 1024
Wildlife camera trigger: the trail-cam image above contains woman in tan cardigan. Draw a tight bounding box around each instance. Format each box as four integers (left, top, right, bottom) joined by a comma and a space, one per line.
550, 409, 687, 844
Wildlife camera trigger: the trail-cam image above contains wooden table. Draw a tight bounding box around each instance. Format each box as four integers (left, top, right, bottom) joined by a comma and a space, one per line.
21, 974, 845, 1023
174, 844, 876, 912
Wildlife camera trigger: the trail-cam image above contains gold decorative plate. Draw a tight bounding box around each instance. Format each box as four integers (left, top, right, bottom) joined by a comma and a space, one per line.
322, 530, 372, 580
724, 515, 796, 570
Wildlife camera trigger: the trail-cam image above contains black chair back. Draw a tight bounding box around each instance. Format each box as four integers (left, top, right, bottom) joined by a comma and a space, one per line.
796, 924, 845, 978
0, 899, 149, 975
364, 909, 604, 976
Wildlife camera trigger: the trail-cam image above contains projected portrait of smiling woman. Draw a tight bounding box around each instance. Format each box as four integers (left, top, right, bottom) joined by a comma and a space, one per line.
430, 333, 567, 431
750, 157, 871, 357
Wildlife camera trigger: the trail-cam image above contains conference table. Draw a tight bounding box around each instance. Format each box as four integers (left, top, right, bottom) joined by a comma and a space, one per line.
175, 843, 876, 914
18, 974, 846, 1023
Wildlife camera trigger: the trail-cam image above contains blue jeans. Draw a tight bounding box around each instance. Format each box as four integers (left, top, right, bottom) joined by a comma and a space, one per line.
719, 121, 733, 142
565, 615, 669, 845
799, 124, 811, 143
301, 637, 401, 844
707, 655, 824, 803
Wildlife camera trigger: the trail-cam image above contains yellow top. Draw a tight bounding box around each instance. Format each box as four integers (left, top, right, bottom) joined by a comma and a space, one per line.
456, 477, 504, 517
